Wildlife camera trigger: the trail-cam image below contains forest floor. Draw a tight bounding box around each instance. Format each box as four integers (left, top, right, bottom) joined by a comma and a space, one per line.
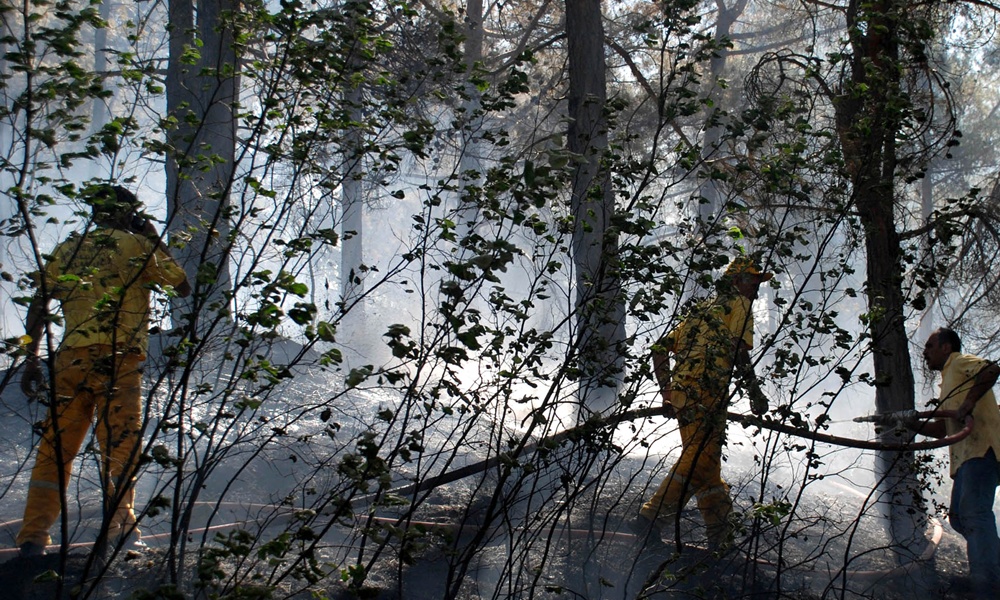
0, 347, 986, 599
0, 484, 982, 600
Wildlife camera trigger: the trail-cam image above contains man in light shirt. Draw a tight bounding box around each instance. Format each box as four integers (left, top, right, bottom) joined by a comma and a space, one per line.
913, 327, 1000, 599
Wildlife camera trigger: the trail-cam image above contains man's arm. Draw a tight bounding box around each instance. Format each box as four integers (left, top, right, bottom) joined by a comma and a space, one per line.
957, 361, 1000, 419
20, 292, 46, 396
140, 220, 191, 298
909, 361, 1000, 439
908, 417, 947, 439
735, 342, 768, 416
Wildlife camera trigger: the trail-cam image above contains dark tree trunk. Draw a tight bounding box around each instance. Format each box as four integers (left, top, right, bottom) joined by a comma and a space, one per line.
836, 0, 925, 558
166, 0, 237, 335
163, 0, 238, 583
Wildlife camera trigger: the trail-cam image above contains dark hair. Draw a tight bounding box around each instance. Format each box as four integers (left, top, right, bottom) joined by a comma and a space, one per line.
88, 184, 142, 226
936, 327, 962, 353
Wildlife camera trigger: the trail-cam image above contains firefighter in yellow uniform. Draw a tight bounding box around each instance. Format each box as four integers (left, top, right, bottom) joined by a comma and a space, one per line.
16, 185, 190, 557
634, 257, 771, 551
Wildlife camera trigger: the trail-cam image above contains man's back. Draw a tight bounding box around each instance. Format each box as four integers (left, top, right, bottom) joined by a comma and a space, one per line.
665, 294, 753, 382
43, 227, 186, 354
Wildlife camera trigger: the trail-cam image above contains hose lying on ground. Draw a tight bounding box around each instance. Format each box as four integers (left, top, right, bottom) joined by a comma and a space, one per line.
354, 406, 972, 509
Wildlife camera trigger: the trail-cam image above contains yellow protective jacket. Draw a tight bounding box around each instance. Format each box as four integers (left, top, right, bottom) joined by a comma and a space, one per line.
658, 294, 754, 406
40, 227, 187, 355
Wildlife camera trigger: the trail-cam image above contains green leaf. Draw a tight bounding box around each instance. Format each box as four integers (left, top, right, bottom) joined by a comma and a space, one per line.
346, 365, 373, 388
317, 321, 337, 342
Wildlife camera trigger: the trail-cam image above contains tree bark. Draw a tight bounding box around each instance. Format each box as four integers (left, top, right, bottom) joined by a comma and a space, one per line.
566, 0, 624, 415
90, 0, 110, 135
836, 0, 925, 558
455, 0, 484, 243
166, 0, 237, 335
697, 0, 748, 228
340, 82, 365, 316
163, 0, 238, 580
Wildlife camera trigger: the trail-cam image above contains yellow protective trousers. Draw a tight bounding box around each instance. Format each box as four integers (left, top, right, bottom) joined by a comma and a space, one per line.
17, 345, 144, 547
640, 381, 733, 546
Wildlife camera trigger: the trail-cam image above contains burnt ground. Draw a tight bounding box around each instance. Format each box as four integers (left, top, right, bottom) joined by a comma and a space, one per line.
0, 546, 161, 600
0, 356, 986, 600
0, 441, 983, 600
0, 513, 982, 600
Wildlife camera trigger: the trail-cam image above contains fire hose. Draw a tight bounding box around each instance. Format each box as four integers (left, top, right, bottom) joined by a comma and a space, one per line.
341, 405, 965, 583
356, 406, 973, 507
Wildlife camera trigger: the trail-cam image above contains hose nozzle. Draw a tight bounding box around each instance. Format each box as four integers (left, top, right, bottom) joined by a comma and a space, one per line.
854, 409, 920, 426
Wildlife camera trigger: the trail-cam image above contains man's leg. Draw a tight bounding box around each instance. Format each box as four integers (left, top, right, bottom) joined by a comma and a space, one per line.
640, 415, 724, 537
16, 348, 97, 548
698, 480, 734, 550
949, 450, 1000, 599
93, 351, 144, 542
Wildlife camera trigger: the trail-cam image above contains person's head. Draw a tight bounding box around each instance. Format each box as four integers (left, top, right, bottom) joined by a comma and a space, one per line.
86, 185, 142, 229
923, 327, 961, 371
723, 256, 773, 300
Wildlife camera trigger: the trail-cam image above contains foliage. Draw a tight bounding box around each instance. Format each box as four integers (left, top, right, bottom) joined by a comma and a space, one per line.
0, 0, 998, 599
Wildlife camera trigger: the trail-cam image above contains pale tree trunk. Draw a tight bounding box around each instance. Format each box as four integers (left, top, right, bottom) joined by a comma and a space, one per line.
917, 164, 934, 343
697, 0, 747, 228
455, 0, 484, 243
90, 0, 110, 135
566, 0, 625, 415
340, 81, 365, 318
339, 2, 370, 332
166, 0, 237, 336
836, 0, 924, 559
0, 29, 8, 285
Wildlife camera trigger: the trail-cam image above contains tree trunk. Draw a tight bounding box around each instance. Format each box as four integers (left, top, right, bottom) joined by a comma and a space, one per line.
340, 81, 365, 317
697, 0, 747, 228
837, 0, 925, 559
455, 0, 484, 243
166, 0, 237, 335
566, 0, 624, 415
917, 164, 935, 343
163, 0, 238, 582
90, 0, 110, 135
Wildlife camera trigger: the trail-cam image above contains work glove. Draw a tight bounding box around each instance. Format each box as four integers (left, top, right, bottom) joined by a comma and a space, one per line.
867, 409, 921, 430
20, 355, 44, 398
860, 410, 920, 431
892, 409, 922, 431
749, 384, 768, 416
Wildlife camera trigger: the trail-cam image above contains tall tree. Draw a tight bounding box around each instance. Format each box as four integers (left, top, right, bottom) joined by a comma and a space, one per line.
697, 0, 749, 228
565, 0, 625, 414
339, 1, 368, 325
162, 0, 238, 583
165, 0, 238, 335
455, 0, 484, 243
833, 0, 925, 553
90, 0, 111, 135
